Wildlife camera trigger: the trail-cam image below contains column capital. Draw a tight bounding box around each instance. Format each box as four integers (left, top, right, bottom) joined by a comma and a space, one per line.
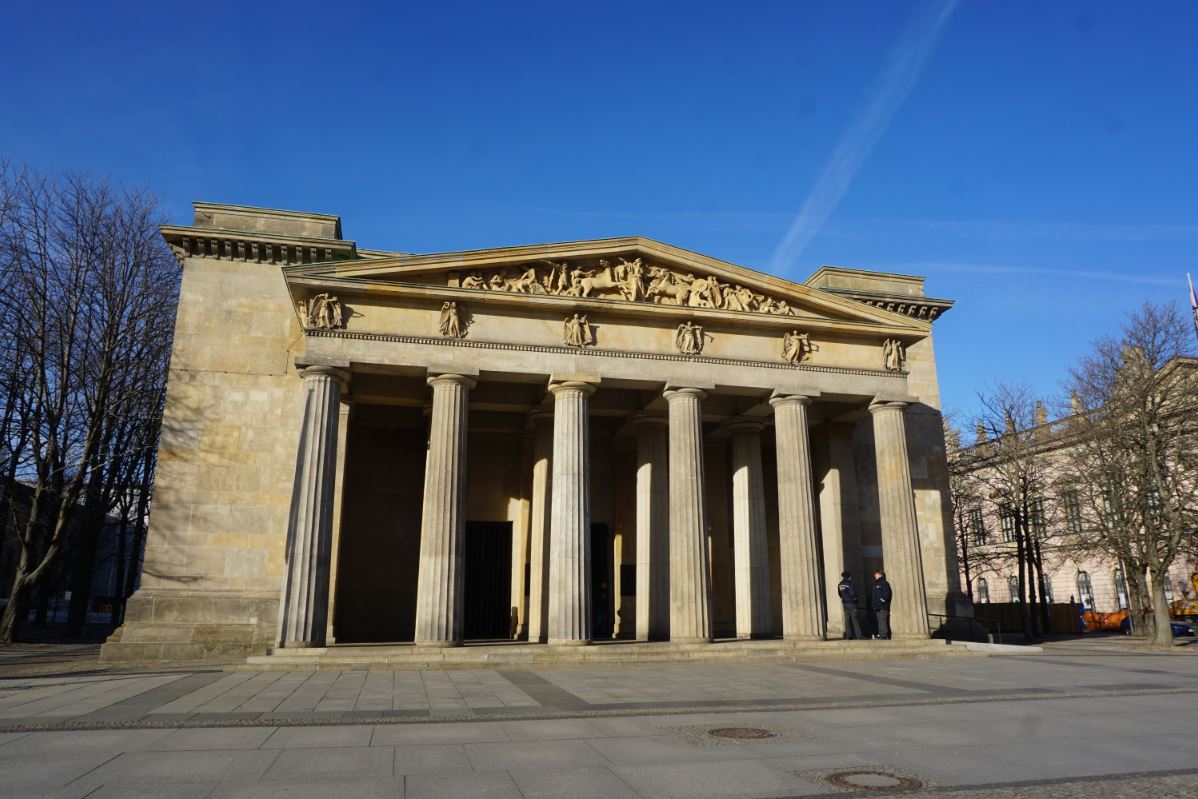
631, 412, 668, 429
724, 418, 766, 435
298, 365, 350, 388
427, 373, 477, 390
769, 392, 813, 409
663, 386, 707, 402
868, 399, 909, 415
527, 408, 555, 425
549, 380, 598, 397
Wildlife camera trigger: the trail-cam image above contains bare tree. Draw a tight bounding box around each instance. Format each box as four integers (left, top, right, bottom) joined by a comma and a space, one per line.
963, 383, 1058, 642
944, 414, 1007, 603
0, 163, 177, 643
1058, 302, 1197, 647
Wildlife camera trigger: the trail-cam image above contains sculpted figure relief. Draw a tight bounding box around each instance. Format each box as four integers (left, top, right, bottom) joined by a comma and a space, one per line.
453, 259, 797, 317
675, 321, 705, 355
439, 301, 467, 338
299, 293, 344, 330
882, 338, 905, 371
563, 314, 595, 347
782, 330, 812, 364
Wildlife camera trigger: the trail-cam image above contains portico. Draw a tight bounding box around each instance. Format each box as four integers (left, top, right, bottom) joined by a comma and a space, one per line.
101, 203, 967, 665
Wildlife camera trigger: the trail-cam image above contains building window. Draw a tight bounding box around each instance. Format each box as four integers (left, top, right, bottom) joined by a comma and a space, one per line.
1063, 490, 1082, 535
1041, 574, 1054, 603
1164, 580, 1174, 602
1114, 568, 1129, 610
1077, 571, 1095, 610
977, 577, 989, 603
969, 508, 987, 546
1031, 497, 1047, 537
1000, 505, 1015, 543
1008, 576, 1020, 602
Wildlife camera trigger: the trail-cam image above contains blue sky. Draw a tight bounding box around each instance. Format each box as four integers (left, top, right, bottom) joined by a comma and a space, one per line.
3, 1, 1196, 421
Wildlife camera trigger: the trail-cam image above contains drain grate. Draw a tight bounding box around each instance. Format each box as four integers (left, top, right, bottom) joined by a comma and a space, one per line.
824, 770, 922, 792
707, 726, 776, 740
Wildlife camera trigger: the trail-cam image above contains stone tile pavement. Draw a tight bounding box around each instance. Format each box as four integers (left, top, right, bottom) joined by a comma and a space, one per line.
0, 651, 1196, 796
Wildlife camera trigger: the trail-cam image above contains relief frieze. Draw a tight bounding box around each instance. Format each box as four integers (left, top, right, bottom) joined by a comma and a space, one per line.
453, 257, 798, 316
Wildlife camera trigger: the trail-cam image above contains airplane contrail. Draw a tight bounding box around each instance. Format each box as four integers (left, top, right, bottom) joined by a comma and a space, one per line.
770, 1, 959, 276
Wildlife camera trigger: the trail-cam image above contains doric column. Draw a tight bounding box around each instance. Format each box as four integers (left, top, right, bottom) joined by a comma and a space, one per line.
525, 410, 554, 643
278, 365, 348, 648
869, 399, 931, 637
728, 420, 773, 639
633, 414, 670, 641
770, 393, 826, 641
664, 387, 713, 643
547, 380, 597, 645
414, 373, 475, 646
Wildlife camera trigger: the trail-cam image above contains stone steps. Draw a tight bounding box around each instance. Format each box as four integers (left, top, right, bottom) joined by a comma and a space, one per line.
231, 638, 981, 671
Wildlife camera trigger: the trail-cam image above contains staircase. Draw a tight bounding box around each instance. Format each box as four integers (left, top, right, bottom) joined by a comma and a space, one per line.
232, 637, 981, 671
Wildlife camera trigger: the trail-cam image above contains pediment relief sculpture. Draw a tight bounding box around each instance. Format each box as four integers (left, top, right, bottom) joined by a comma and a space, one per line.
563, 314, 595, 347
454, 257, 798, 317
298, 292, 344, 330
882, 338, 905, 371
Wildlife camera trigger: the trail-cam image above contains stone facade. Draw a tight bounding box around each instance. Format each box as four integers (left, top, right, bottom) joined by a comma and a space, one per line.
101, 203, 966, 664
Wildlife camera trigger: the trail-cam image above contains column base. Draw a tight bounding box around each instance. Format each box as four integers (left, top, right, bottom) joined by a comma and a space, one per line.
414, 640, 463, 649
669, 636, 714, 644
278, 640, 324, 649
548, 639, 592, 647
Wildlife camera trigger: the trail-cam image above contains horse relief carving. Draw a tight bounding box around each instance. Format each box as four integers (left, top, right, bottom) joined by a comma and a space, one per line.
454, 258, 797, 317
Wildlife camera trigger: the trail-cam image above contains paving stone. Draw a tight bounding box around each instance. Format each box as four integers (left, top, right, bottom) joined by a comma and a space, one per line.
262, 746, 395, 779
85, 749, 281, 783
465, 739, 608, 771
0, 751, 120, 786
611, 758, 826, 798
0, 728, 173, 754
149, 727, 278, 751
509, 765, 642, 799
498, 718, 610, 741
86, 782, 220, 798
370, 721, 509, 745
261, 724, 372, 749
406, 770, 524, 799
209, 778, 405, 798
392, 743, 472, 774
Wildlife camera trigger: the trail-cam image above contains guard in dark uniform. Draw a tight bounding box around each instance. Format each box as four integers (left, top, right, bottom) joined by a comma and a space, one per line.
836, 572, 863, 640
871, 570, 893, 639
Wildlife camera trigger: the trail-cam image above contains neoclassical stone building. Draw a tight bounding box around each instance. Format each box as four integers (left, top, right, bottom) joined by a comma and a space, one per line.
101, 203, 966, 664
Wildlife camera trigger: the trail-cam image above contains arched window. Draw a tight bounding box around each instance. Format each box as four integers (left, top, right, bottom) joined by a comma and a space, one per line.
1077, 571, 1095, 610
977, 577, 990, 603
1114, 568, 1129, 610
1008, 576, 1020, 603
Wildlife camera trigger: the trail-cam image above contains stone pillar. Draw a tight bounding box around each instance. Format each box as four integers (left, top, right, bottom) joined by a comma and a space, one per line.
869, 400, 931, 637
633, 415, 669, 641
525, 410, 554, 643
547, 381, 596, 645
664, 387, 713, 643
728, 420, 773, 639
817, 423, 864, 639
414, 373, 475, 646
770, 393, 826, 641
278, 365, 348, 648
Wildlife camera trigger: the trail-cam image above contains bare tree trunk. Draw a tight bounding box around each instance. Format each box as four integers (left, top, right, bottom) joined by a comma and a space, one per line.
1150, 573, 1174, 647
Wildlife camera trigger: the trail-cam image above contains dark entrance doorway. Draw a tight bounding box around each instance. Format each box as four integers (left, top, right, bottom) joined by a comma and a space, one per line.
463, 521, 512, 640
591, 522, 613, 639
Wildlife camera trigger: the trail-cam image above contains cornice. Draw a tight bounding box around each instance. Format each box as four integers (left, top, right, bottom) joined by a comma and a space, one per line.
821, 288, 954, 323
160, 224, 359, 267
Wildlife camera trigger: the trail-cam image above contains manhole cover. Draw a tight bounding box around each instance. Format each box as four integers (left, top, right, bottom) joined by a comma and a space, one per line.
707, 727, 775, 740
825, 770, 922, 792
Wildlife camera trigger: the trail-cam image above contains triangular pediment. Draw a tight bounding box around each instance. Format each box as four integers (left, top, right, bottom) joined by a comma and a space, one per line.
284, 236, 930, 334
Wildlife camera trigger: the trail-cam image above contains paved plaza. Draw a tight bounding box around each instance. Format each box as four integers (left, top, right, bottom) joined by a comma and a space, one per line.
1, 645, 1197, 797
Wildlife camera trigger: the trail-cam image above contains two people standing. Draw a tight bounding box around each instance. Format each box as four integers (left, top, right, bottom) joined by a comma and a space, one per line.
837, 569, 893, 640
